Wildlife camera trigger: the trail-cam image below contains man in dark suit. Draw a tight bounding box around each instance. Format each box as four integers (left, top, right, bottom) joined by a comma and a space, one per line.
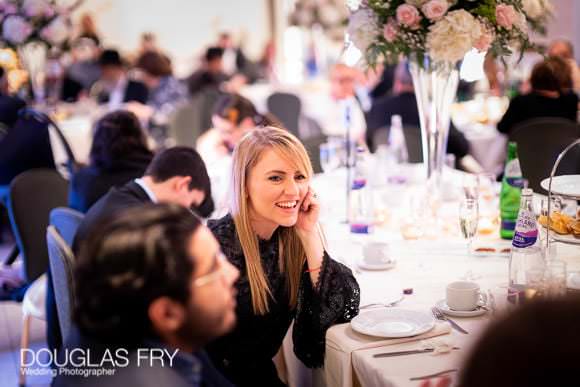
53, 204, 238, 387
93, 49, 148, 107
74, 146, 214, 249
46, 147, 214, 356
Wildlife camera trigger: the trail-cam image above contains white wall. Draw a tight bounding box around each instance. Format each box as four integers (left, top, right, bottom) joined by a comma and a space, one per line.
74, 0, 270, 77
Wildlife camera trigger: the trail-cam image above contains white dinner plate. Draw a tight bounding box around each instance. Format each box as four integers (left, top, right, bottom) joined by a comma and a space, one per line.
351, 308, 435, 338
540, 175, 580, 197
567, 273, 580, 290
357, 258, 397, 271
436, 299, 487, 317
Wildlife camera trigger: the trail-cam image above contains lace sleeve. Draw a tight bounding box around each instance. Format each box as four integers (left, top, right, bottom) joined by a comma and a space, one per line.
292, 252, 360, 368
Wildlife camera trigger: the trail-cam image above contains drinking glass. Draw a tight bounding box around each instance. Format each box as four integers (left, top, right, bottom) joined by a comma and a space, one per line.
319, 142, 340, 173
544, 260, 567, 297
459, 198, 479, 255
462, 174, 479, 200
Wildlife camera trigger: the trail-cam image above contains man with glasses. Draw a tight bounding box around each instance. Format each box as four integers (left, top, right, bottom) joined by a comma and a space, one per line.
53, 203, 238, 386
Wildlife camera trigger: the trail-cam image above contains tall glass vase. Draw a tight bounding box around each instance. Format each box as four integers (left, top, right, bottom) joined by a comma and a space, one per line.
409, 61, 459, 190
18, 41, 47, 105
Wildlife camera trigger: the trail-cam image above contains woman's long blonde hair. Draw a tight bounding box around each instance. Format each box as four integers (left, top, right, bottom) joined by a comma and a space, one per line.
230, 126, 314, 315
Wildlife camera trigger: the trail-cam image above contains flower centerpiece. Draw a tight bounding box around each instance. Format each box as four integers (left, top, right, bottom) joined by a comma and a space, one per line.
0, 0, 83, 103
347, 0, 551, 187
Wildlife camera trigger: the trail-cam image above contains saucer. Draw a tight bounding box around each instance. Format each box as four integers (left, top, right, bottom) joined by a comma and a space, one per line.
358, 258, 397, 271
436, 299, 487, 317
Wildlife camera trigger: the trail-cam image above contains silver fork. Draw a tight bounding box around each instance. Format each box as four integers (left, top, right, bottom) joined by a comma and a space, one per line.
361, 295, 404, 309
431, 307, 469, 334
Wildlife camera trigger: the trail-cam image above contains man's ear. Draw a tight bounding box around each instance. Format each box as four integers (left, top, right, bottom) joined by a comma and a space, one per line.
175, 176, 192, 192
148, 297, 186, 334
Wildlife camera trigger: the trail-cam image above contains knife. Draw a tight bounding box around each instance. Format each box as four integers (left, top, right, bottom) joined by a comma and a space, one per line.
373, 347, 460, 358
444, 317, 469, 334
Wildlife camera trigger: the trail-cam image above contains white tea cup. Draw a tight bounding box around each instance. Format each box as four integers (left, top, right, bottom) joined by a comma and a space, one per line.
446, 281, 487, 311
363, 242, 391, 264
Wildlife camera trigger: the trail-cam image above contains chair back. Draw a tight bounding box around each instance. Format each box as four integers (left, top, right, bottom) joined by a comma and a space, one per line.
49, 207, 84, 247
267, 92, 301, 138
8, 169, 68, 282
302, 134, 328, 174
509, 118, 580, 193
46, 225, 76, 343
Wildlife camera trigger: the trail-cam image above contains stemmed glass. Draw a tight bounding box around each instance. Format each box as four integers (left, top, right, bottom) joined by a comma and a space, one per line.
459, 198, 479, 255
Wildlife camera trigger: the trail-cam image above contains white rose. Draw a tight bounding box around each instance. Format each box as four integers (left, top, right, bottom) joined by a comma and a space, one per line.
347, 8, 379, 53
522, 0, 551, 20
40, 17, 69, 45
2, 15, 33, 44
426, 9, 482, 64
515, 11, 528, 34
23, 0, 51, 17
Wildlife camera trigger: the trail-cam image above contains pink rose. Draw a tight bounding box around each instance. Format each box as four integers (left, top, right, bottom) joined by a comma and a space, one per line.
495, 4, 517, 30
383, 19, 398, 42
421, 0, 448, 20
396, 4, 421, 28
473, 31, 492, 52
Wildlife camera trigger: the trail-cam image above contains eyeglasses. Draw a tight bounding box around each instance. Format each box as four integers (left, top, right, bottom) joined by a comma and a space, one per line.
192, 251, 228, 287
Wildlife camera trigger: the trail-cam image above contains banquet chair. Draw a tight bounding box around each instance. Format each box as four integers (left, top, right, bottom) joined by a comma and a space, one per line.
401, 125, 423, 163
302, 134, 328, 174
267, 92, 301, 138
46, 225, 77, 352
509, 118, 580, 194
47, 207, 84, 349
7, 169, 68, 283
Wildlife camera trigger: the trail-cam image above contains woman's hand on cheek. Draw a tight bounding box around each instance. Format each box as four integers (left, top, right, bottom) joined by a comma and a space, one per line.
295, 188, 320, 235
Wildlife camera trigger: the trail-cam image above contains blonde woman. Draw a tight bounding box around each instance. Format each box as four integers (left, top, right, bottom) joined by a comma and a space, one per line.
207, 127, 360, 386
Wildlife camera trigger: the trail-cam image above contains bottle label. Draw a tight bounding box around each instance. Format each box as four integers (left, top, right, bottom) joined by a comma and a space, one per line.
351, 178, 366, 190
501, 219, 517, 231
350, 223, 370, 234
505, 177, 526, 188
512, 210, 538, 248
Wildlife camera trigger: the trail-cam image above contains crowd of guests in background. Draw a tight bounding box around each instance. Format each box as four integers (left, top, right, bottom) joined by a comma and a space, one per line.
0, 12, 580, 385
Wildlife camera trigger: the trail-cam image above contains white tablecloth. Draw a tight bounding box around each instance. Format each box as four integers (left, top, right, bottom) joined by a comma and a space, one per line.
282, 168, 580, 387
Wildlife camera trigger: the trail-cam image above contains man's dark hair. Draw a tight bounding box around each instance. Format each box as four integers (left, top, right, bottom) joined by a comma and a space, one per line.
145, 147, 214, 216
99, 49, 124, 67
205, 47, 224, 62
459, 295, 580, 387
213, 93, 282, 128
136, 51, 172, 78
90, 110, 153, 169
74, 204, 201, 347
530, 57, 565, 93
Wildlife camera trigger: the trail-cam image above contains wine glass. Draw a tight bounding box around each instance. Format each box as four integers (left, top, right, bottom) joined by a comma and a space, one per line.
319, 142, 340, 174
459, 198, 479, 255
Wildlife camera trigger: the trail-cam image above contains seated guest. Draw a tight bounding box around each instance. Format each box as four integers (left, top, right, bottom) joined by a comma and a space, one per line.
0, 66, 26, 129
53, 204, 238, 387
497, 57, 578, 135
365, 62, 481, 172
187, 47, 228, 97
135, 51, 187, 112
457, 296, 580, 387
74, 146, 214, 248
197, 93, 280, 217
61, 38, 102, 102
206, 127, 360, 386
91, 49, 148, 108
68, 110, 154, 212
548, 39, 580, 94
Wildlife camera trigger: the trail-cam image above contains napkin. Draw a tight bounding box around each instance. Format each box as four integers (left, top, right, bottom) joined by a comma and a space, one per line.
324, 322, 451, 387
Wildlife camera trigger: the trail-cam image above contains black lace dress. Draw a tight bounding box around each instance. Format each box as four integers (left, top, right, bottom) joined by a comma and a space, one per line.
206, 214, 360, 387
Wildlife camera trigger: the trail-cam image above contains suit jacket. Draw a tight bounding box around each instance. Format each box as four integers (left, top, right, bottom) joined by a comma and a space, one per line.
73, 180, 151, 251
366, 91, 470, 160
97, 80, 149, 105
68, 151, 153, 213
52, 328, 233, 387
0, 94, 26, 128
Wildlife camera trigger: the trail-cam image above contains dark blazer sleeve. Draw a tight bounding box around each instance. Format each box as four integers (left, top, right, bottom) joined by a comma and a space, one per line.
124, 80, 149, 104
497, 96, 523, 135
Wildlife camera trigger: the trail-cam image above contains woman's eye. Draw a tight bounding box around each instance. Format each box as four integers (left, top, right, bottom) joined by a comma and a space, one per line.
295, 174, 306, 181
268, 175, 282, 182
